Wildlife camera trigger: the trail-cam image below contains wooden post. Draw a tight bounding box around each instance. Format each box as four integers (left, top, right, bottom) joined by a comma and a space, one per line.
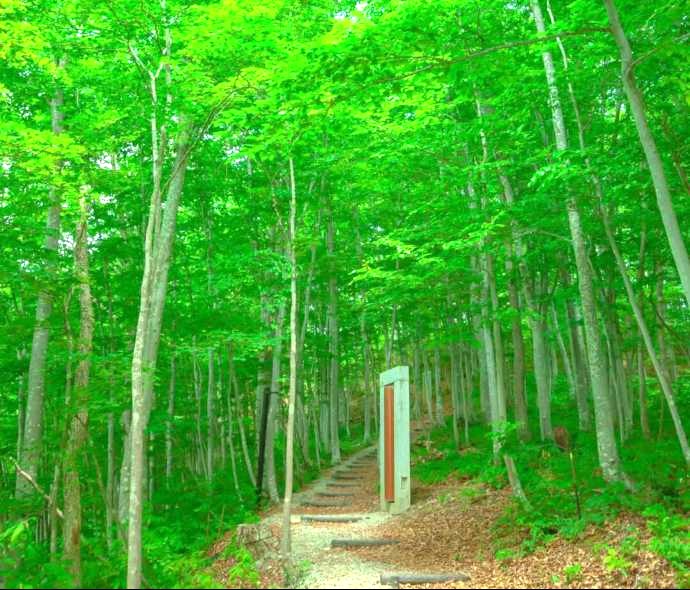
379, 366, 410, 514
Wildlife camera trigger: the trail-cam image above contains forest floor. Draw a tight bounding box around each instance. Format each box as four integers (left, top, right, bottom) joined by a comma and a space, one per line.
211, 439, 681, 589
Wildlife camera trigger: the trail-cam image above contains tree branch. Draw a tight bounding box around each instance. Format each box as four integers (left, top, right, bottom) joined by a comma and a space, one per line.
11, 458, 64, 519
371, 28, 611, 86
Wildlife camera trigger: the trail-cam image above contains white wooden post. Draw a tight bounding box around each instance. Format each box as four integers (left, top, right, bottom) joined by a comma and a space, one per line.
379, 365, 411, 514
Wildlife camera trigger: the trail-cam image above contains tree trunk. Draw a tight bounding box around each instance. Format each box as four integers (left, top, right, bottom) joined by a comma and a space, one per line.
127, 119, 193, 588
207, 348, 215, 481
281, 157, 299, 558
602, 0, 690, 310
488, 255, 507, 424
17, 75, 64, 500
165, 353, 176, 481
412, 342, 421, 420
63, 196, 94, 586
449, 341, 460, 448
265, 302, 285, 503
637, 345, 650, 439
423, 351, 434, 424
499, 173, 529, 440
551, 304, 576, 400
16, 353, 26, 468
434, 347, 443, 424
229, 346, 256, 488
192, 346, 206, 477
601, 209, 690, 465
327, 209, 341, 464
118, 410, 132, 535
534, 315, 553, 441
481, 256, 502, 461
224, 355, 241, 498
531, 0, 624, 483
567, 200, 624, 482
566, 296, 591, 431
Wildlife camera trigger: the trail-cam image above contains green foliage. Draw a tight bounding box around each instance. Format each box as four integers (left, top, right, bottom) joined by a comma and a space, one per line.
562, 563, 583, 584
0, 518, 72, 589
643, 504, 690, 578
1, 0, 689, 588
226, 546, 260, 588
602, 546, 634, 577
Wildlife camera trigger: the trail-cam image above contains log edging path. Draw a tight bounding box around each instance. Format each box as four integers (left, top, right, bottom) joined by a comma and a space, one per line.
252, 445, 471, 589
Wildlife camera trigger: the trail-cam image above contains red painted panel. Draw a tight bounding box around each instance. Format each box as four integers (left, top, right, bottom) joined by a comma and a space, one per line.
384, 384, 395, 502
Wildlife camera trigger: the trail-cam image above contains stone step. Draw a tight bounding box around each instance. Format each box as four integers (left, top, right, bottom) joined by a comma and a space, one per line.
331, 538, 399, 548
380, 573, 470, 588
300, 515, 362, 523
317, 491, 355, 497
302, 499, 351, 508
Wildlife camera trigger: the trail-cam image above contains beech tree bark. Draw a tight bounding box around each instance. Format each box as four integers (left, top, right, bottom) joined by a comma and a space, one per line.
602, 0, 690, 311
17, 68, 64, 500
63, 196, 94, 586
531, 0, 624, 483
601, 209, 690, 465
327, 206, 341, 464
281, 157, 299, 558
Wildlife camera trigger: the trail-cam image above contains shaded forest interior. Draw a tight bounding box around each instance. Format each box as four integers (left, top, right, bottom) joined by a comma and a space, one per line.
1, 0, 690, 588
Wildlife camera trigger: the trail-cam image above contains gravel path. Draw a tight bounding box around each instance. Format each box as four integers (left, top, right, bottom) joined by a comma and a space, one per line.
260, 446, 411, 589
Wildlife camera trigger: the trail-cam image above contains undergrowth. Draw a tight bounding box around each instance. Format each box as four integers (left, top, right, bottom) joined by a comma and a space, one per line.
1, 424, 368, 588
411, 376, 690, 585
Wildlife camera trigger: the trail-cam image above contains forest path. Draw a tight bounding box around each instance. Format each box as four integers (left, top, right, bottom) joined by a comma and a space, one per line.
258, 446, 413, 588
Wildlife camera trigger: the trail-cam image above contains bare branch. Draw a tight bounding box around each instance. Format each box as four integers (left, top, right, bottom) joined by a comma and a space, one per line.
11, 458, 64, 519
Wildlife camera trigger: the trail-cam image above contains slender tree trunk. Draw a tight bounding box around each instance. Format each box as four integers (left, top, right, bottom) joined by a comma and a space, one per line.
487, 255, 507, 424
49, 464, 60, 556
551, 304, 576, 400
255, 299, 271, 452
118, 410, 132, 534
531, 0, 624, 483
362, 332, 372, 443
567, 200, 624, 482
63, 196, 94, 586
207, 348, 215, 481
522, 271, 552, 442
17, 73, 64, 499
229, 347, 256, 488
281, 157, 299, 559
412, 342, 421, 420
637, 345, 650, 439
265, 303, 285, 503
192, 346, 206, 477
327, 209, 341, 464
500, 174, 529, 440
481, 255, 502, 461
224, 355, 241, 498
449, 340, 460, 448
434, 347, 443, 424
16, 353, 26, 467
534, 315, 553, 441
165, 353, 176, 481
127, 119, 193, 588
296, 212, 319, 465
602, 0, 690, 310
106, 399, 115, 549
423, 350, 434, 424
601, 209, 690, 465
312, 395, 321, 468
566, 296, 591, 431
